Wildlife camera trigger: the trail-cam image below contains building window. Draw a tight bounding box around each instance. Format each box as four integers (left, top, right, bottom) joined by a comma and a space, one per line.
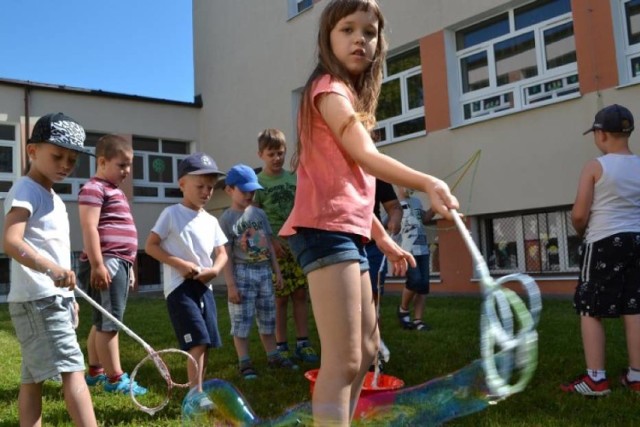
132, 136, 189, 201
136, 252, 162, 291
0, 124, 17, 194
288, 0, 313, 19
453, 0, 577, 124
480, 207, 580, 274
0, 254, 9, 299
374, 46, 426, 145
53, 132, 100, 198
613, 0, 640, 84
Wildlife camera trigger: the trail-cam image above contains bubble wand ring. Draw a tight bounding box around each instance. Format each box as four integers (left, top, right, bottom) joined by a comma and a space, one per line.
450, 209, 541, 399
74, 286, 199, 415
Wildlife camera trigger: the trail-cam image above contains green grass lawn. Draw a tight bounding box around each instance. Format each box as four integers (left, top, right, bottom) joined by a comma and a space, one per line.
0, 292, 638, 426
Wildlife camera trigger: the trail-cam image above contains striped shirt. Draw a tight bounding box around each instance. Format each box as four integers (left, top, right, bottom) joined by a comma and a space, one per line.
78, 177, 138, 264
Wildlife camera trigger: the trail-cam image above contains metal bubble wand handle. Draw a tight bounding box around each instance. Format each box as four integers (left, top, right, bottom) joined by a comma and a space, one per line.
74, 286, 199, 415
450, 209, 541, 398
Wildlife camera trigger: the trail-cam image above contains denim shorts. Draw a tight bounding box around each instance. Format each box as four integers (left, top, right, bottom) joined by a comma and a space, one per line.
78, 257, 131, 332
166, 279, 222, 351
406, 253, 431, 295
9, 295, 85, 383
287, 227, 369, 275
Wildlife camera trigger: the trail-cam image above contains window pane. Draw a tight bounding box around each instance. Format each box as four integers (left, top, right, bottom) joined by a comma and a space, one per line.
407, 74, 424, 110
514, 0, 571, 30
393, 117, 425, 138
53, 183, 72, 194
387, 47, 421, 75
495, 32, 538, 86
544, 22, 576, 69
373, 127, 386, 143
0, 256, 9, 296
377, 79, 402, 120
523, 214, 541, 271
461, 51, 489, 93
148, 155, 173, 183
297, 0, 312, 13
84, 132, 102, 148
0, 124, 15, 141
133, 156, 144, 180
488, 217, 519, 270
136, 252, 161, 286
133, 136, 158, 152
68, 153, 91, 178
0, 181, 12, 192
456, 13, 509, 50
162, 140, 189, 154
134, 186, 158, 197
565, 211, 581, 268
626, 0, 640, 45
165, 187, 183, 198
0, 146, 13, 173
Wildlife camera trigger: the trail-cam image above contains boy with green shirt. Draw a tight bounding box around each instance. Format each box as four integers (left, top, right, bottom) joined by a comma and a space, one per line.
254, 128, 318, 363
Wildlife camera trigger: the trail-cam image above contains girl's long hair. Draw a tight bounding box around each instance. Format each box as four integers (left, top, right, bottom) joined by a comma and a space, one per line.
291, 0, 387, 170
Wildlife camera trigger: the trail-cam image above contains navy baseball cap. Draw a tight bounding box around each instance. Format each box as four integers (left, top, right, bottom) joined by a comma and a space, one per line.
225, 164, 263, 192
178, 152, 225, 178
29, 112, 92, 155
583, 104, 634, 135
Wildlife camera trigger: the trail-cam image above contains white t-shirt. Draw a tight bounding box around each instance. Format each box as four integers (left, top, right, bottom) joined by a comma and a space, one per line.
151, 204, 228, 297
4, 177, 73, 302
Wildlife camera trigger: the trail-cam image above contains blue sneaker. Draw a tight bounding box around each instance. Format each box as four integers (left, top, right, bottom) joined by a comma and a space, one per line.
85, 373, 107, 386
103, 373, 148, 396
295, 343, 319, 363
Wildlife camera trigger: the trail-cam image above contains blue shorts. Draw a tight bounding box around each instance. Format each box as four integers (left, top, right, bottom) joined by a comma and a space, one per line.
366, 242, 387, 295
287, 227, 369, 275
78, 257, 131, 332
406, 254, 430, 294
228, 263, 276, 338
166, 279, 222, 351
574, 232, 640, 317
9, 295, 85, 383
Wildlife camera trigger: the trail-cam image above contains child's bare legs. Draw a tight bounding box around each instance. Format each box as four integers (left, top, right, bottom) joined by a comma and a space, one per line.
308, 261, 378, 426
94, 329, 123, 376
275, 295, 289, 345
400, 288, 415, 313
581, 315, 606, 370
187, 344, 208, 391
61, 371, 98, 427
292, 287, 310, 338
86, 326, 99, 369
624, 314, 640, 369
413, 294, 426, 321
233, 336, 250, 360
18, 382, 43, 427
259, 333, 278, 353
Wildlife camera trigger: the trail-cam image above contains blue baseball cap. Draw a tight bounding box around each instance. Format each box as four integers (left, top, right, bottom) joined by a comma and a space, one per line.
225, 164, 263, 192
583, 104, 634, 135
178, 152, 225, 178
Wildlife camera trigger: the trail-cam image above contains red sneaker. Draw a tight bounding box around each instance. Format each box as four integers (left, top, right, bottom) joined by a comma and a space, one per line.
621, 373, 640, 393
560, 374, 610, 397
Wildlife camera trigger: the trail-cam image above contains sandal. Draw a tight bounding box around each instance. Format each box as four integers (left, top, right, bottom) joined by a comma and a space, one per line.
239, 364, 258, 380
397, 306, 414, 330
413, 320, 431, 331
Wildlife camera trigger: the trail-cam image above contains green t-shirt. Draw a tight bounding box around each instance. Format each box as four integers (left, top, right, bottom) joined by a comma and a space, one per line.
255, 170, 296, 234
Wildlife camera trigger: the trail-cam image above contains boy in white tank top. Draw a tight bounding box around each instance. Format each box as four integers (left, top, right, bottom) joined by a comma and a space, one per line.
561, 104, 640, 397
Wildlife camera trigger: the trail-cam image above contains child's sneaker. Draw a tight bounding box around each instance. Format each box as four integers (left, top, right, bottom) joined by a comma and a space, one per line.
239, 363, 258, 380
560, 374, 610, 397
397, 306, 414, 330
621, 372, 640, 393
85, 373, 107, 386
295, 343, 319, 363
268, 354, 299, 370
195, 392, 215, 411
103, 373, 148, 396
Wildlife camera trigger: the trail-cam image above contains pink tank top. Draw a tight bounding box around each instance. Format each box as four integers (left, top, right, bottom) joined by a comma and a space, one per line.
280, 75, 375, 239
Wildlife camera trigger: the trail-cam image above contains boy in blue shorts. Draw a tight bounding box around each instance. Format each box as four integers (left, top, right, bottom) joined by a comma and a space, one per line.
146, 152, 229, 410
3, 112, 97, 426
561, 104, 640, 396
220, 164, 298, 379
79, 134, 146, 395
253, 128, 318, 363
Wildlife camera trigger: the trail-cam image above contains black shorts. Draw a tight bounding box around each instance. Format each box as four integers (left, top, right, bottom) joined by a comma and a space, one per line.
573, 232, 640, 318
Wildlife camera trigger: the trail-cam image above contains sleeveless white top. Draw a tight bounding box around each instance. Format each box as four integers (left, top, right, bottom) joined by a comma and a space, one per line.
585, 153, 640, 243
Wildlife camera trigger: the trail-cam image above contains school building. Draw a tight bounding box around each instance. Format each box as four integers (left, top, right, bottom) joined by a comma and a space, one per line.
1, 0, 639, 301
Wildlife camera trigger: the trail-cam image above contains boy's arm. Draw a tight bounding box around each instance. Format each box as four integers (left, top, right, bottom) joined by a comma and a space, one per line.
571, 159, 601, 237
422, 208, 435, 225
144, 231, 199, 279
193, 245, 228, 284
222, 244, 241, 303
382, 199, 402, 235
371, 215, 416, 276
3, 207, 76, 289
78, 204, 110, 289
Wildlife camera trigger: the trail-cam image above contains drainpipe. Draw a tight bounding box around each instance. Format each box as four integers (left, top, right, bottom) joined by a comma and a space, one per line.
22, 85, 30, 175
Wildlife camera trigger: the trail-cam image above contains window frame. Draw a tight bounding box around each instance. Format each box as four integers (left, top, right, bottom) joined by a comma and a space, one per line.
613, 0, 640, 85
0, 123, 19, 196
451, 0, 579, 126
287, 0, 313, 19
374, 46, 426, 146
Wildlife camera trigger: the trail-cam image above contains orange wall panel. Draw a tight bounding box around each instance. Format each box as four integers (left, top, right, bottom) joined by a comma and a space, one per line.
420, 31, 450, 131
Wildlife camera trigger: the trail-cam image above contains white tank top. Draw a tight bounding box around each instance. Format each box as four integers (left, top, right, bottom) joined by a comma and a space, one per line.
585, 153, 640, 243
